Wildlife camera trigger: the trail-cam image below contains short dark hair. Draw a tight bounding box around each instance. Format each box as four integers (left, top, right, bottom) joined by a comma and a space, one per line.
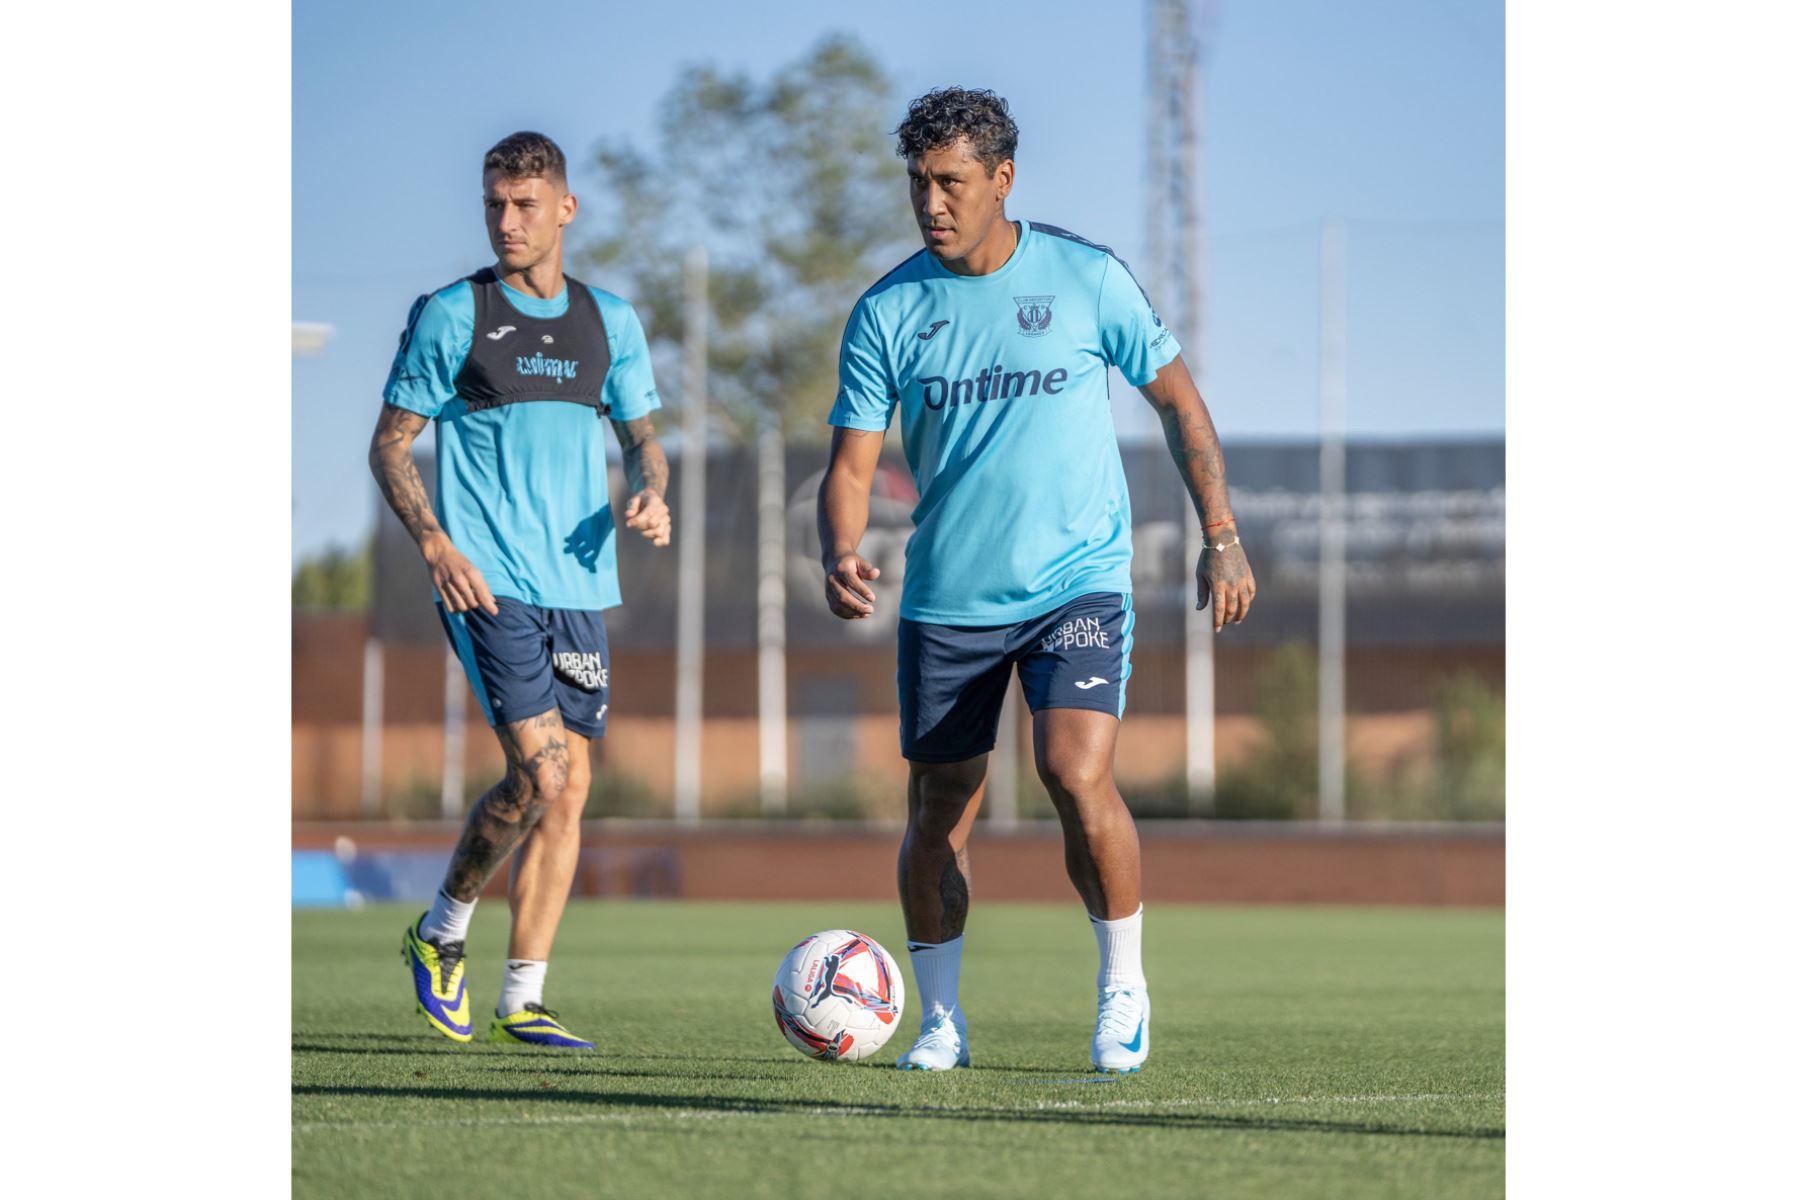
483, 131, 567, 186
894, 87, 1018, 175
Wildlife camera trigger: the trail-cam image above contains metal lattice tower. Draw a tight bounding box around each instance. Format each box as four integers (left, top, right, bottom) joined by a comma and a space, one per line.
1145, 0, 1218, 805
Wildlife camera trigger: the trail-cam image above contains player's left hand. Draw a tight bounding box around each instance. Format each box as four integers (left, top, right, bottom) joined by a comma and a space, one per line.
1197, 528, 1256, 632
624, 489, 672, 547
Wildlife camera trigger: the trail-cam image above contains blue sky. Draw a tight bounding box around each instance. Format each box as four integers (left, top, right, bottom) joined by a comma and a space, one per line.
293, 0, 1502, 561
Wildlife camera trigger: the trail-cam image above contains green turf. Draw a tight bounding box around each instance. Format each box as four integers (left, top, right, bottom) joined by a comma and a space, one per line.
294, 901, 1503, 1199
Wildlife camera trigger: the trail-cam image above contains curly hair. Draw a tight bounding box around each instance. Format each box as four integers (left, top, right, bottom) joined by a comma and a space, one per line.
893, 87, 1019, 175
483, 131, 567, 186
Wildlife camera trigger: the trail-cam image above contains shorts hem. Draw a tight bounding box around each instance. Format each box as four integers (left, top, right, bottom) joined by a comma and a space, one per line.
902, 743, 998, 765
1024, 697, 1125, 719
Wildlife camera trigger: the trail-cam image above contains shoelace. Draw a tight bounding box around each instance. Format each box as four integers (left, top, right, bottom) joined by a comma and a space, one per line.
427, 937, 465, 991
1095, 989, 1144, 1038
521, 1002, 562, 1022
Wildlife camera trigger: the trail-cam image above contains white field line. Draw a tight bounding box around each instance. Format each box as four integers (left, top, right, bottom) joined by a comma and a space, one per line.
294, 1091, 1505, 1134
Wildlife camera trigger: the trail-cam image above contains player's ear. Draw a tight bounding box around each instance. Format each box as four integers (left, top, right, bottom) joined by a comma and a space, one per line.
992, 159, 1014, 202
560, 188, 578, 228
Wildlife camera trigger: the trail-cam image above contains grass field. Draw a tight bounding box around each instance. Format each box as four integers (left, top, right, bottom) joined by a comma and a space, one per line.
294, 902, 1503, 1199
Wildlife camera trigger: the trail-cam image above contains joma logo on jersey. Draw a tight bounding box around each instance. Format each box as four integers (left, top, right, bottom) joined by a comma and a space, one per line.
551, 651, 608, 692
920, 364, 1069, 410
515, 353, 580, 383
1041, 617, 1109, 653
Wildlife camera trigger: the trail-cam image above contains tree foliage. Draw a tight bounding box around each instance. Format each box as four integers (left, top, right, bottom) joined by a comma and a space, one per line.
576, 34, 916, 440
292, 539, 373, 611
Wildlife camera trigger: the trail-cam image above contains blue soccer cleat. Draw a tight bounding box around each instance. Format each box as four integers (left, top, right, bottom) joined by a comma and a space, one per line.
401, 916, 473, 1042
489, 1002, 594, 1049
1091, 985, 1150, 1073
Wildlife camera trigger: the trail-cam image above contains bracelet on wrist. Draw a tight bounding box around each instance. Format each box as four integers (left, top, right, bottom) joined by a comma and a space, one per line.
1204, 534, 1242, 553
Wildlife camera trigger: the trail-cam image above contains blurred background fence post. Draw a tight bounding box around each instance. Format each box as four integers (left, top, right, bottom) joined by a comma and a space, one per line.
1317, 218, 1347, 823
674, 244, 708, 824
360, 636, 382, 816
757, 409, 788, 815
441, 642, 465, 819
990, 686, 1020, 828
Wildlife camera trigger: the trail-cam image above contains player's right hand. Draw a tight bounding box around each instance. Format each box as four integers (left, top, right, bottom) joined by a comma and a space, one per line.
824, 553, 880, 620
422, 533, 500, 616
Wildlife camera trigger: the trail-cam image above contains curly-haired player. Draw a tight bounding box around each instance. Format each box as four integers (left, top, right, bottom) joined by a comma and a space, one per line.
817, 88, 1256, 1073
371, 131, 671, 1049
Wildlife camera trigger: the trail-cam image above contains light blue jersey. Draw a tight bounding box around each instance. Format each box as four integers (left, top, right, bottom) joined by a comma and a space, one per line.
382, 275, 661, 611
829, 220, 1180, 624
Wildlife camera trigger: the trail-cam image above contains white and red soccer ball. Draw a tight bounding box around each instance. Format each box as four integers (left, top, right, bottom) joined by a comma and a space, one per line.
771, 930, 905, 1062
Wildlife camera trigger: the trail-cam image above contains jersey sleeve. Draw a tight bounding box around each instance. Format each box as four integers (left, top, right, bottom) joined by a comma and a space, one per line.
599, 297, 662, 421
1097, 257, 1181, 387
381, 287, 473, 418
827, 298, 897, 431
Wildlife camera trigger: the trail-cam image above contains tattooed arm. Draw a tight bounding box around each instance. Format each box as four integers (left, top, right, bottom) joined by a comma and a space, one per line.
1139, 355, 1256, 630
368, 402, 498, 615
609, 413, 672, 548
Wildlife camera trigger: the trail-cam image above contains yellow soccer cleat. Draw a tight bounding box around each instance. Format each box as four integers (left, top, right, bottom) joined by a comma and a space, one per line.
401, 916, 473, 1042
489, 1003, 594, 1049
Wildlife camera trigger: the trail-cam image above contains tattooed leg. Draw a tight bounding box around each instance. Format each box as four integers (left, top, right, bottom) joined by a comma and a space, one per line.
898, 757, 986, 943
440, 711, 571, 904
507, 723, 591, 961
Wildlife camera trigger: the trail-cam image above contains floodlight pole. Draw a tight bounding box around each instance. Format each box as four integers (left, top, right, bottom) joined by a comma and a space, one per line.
673, 246, 708, 824
1317, 219, 1348, 824
1148, 0, 1218, 807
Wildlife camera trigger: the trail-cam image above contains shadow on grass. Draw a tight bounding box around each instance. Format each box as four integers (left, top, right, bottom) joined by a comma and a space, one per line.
293, 1033, 458, 1047
292, 1083, 1503, 1141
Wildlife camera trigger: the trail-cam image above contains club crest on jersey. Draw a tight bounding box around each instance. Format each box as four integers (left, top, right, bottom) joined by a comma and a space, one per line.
1014, 295, 1055, 337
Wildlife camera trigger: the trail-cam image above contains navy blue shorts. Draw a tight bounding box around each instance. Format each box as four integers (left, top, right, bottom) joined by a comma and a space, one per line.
438, 598, 611, 738
897, 592, 1135, 764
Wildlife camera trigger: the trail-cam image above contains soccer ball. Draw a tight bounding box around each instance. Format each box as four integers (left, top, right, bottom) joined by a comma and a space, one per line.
771, 929, 906, 1062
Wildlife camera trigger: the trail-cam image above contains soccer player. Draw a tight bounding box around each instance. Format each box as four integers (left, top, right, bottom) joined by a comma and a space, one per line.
817, 89, 1256, 1072
370, 131, 671, 1049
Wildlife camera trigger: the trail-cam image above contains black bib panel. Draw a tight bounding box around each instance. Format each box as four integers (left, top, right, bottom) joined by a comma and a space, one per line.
454, 269, 612, 416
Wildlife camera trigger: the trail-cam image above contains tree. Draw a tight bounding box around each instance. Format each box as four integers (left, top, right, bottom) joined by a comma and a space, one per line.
576, 33, 916, 439
292, 538, 373, 611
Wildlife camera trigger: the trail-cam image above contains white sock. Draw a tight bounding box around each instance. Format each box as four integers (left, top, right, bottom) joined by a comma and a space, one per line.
498, 959, 548, 1016
1091, 905, 1147, 990
907, 936, 964, 1021
420, 889, 475, 945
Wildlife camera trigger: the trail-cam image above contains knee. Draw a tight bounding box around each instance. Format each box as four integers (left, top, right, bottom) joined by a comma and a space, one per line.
522, 746, 572, 805
909, 761, 983, 841
486, 772, 541, 823
1036, 747, 1113, 804
547, 759, 590, 825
